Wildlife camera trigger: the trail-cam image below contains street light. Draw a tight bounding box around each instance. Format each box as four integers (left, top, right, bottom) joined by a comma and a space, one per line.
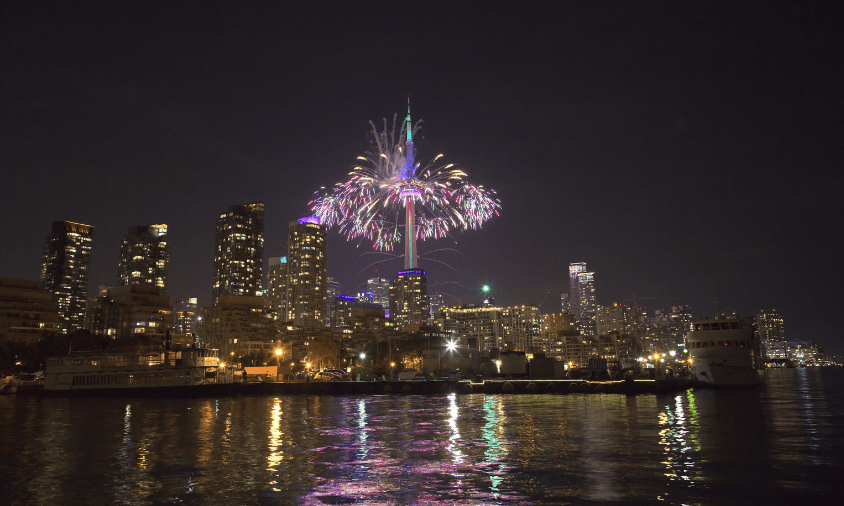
275, 348, 282, 381
440, 340, 457, 372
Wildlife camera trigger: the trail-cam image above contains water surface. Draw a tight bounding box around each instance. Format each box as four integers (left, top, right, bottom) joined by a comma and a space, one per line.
2, 368, 842, 505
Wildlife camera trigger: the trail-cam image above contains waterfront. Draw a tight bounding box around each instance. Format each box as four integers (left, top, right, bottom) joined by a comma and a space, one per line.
1, 368, 842, 505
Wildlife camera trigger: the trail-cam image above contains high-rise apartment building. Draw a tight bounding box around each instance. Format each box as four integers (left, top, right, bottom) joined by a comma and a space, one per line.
212, 202, 264, 302
367, 277, 390, 310
86, 285, 172, 340
266, 256, 288, 321
0, 277, 60, 345
434, 303, 540, 353
390, 269, 429, 330
757, 309, 785, 343
286, 217, 327, 326
560, 293, 572, 314
119, 224, 168, 292
568, 263, 587, 317
569, 262, 596, 335
173, 297, 199, 335
41, 220, 94, 334
596, 303, 639, 336
757, 309, 786, 360
326, 277, 341, 325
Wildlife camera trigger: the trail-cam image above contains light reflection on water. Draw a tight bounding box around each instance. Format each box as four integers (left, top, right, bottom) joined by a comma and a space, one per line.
1, 369, 843, 505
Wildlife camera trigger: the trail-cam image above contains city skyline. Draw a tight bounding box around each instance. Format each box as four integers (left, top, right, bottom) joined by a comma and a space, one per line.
1, 2, 840, 353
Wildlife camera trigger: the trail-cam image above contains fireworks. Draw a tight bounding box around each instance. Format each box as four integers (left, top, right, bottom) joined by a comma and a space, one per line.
309, 106, 501, 267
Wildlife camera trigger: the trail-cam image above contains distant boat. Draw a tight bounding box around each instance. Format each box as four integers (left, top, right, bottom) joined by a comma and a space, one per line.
43, 347, 232, 392
685, 317, 765, 387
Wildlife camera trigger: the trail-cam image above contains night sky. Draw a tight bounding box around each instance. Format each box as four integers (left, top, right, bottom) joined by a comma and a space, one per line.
2, 2, 841, 353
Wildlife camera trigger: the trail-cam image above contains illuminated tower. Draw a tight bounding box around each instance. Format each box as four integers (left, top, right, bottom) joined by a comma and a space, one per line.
212, 202, 264, 302
287, 217, 327, 326
119, 224, 168, 293
40, 220, 94, 334
402, 97, 418, 270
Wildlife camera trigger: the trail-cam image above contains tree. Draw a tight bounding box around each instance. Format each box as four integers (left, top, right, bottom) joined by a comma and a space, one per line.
308, 335, 340, 371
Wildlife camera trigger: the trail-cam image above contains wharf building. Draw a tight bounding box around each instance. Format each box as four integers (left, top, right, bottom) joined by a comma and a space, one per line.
286, 217, 327, 326
118, 224, 168, 293
41, 220, 94, 334
266, 256, 288, 321
86, 285, 172, 341
212, 202, 264, 302
0, 277, 60, 345
173, 297, 199, 336
390, 269, 429, 330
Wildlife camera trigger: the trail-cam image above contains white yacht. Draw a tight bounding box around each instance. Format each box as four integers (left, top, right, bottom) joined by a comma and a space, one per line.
686, 317, 765, 387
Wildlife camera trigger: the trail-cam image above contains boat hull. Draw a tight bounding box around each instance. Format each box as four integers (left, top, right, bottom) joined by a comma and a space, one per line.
691, 364, 764, 388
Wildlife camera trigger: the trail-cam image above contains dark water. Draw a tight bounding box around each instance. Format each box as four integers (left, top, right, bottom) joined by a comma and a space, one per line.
2, 368, 843, 505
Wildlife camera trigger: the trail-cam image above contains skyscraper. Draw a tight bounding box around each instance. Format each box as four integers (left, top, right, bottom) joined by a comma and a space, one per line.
286, 217, 327, 326
569, 262, 596, 335
568, 263, 587, 318
40, 220, 94, 334
390, 269, 428, 330
266, 256, 288, 321
212, 202, 264, 302
119, 224, 168, 293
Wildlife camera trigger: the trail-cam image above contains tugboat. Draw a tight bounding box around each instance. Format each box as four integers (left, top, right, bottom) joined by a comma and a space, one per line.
685, 316, 765, 387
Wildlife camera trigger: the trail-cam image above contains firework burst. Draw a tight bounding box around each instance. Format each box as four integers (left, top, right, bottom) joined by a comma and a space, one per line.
309, 109, 501, 261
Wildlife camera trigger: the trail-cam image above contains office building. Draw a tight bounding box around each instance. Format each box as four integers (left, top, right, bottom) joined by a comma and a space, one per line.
266, 256, 288, 321
286, 217, 327, 326
390, 269, 429, 330
118, 224, 169, 293
41, 220, 94, 334
212, 202, 264, 302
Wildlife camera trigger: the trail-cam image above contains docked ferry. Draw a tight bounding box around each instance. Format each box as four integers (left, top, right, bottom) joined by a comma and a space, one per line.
686, 317, 765, 387
44, 347, 231, 391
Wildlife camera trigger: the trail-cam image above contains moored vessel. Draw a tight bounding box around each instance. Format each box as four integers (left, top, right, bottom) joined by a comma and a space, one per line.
686, 316, 764, 387
43, 347, 232, 392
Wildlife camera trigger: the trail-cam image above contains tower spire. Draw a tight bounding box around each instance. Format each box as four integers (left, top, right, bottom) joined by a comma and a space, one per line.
405, 94, 412, 144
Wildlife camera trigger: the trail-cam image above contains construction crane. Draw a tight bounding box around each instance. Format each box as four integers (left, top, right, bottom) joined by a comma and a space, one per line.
627, 294, 655, 308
